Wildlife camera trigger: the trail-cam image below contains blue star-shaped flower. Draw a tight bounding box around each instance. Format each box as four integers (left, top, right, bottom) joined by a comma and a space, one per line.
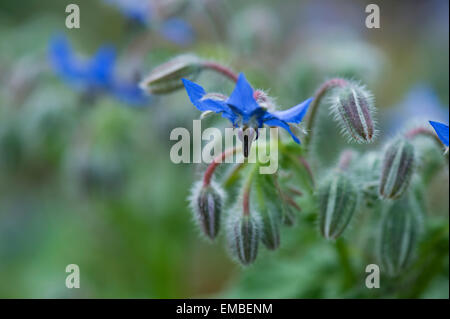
182, 73, 312, 144
429, 121, 449, 147
49, 34, 150, 106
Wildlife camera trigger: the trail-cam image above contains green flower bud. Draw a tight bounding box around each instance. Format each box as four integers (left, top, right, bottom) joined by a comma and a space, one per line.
318, 172, 358, 240
140, 54, 202, 94
330, 83, 377, 143
379, 138, 415, 199
254, 175, 282, 250
189, 181, 225, 240
353, 151, 382, 207
226, 211, 261, 265
376, 192, 420, 277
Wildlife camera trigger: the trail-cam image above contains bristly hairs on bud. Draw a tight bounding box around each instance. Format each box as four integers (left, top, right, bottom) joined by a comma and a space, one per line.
329, 80, 377, 144
376, 190, 420, 277
254, 174, 282, 250
225, 206, 262, 266
317, 163, 359, 240
189, 180, 226, 240
379, 137, 415, 200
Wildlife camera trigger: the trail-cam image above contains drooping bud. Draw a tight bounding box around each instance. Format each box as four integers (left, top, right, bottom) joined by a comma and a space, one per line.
330, 82, 377, 143
140, 54, 202, 94
376, 192, 420, 277
379, 138, 415, 199
226, 211, 261, 265
318, 172, 358, 240
253, 174, 282, 250
189, 181, 225, 240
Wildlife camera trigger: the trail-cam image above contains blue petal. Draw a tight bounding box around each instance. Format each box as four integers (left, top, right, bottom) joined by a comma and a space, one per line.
103, 0, 152, 25
159, 18, 195, 47
88, 46, 116, 87
182, 78, 236, 122
268, 97, 312, 123
263, 118, 300, 144
429, 121, 449, 146
226, 73, 260, 115
110, 80, 151, 106
49, 35, 86, 85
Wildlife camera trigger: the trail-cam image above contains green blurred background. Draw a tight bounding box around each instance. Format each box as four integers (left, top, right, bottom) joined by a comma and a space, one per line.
0, 0, 448, 298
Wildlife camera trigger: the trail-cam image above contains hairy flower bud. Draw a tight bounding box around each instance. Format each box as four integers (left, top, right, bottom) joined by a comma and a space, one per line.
330, 83, 376, 143
379, 138, 415, 199
318, 172, 358, 240
189, 181, 225, 240
140, 54, 202, 94
253, 175, 282, 250
226, 211, 261, 265
376, 193, 420, 277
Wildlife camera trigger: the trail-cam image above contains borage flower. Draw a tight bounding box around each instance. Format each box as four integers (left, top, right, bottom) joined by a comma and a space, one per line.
49, 34, 150, 106
103, 0, 195, 47
429, 121, 449, 147
182, 73, 312, 153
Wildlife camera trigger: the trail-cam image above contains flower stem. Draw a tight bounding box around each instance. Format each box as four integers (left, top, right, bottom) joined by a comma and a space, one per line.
203, 147, 240, 187
405, 127, 449, 164
405, 127, 444, 148
335, 238, 356, 290
242, 164, 259, 216
202, 61, 239, 83
303, 78, 349, 148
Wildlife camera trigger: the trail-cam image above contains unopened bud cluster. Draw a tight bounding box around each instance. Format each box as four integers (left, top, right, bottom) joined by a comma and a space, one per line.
178, 70, 435, 277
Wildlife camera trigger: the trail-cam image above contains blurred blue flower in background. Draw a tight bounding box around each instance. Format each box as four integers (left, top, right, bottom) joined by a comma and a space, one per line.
104, 0, 152, 25
429, 121, 449, 147
182, 73, 312, 144
103, 0, 195, 47
384, 84, 449, 134
49, 34, 150, 106
159, 18, 195, 47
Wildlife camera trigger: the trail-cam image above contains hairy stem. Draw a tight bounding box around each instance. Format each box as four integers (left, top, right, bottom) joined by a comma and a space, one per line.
405, 127, 445, 149
242, 164, 259, 216
405, 127, 449, 164
203, 147, 240, 186
202, 61, 239, 83
303, 78, 349, 148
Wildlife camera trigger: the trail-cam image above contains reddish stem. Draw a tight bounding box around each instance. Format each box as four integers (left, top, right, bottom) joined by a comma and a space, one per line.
203, 147, 238, 187
405, 127, 443, 146
299, 156, 315, 186
202, 61, 239, 83
405, 127, 449, 164
282, 194, 302, 211
304, 78, 349, 147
